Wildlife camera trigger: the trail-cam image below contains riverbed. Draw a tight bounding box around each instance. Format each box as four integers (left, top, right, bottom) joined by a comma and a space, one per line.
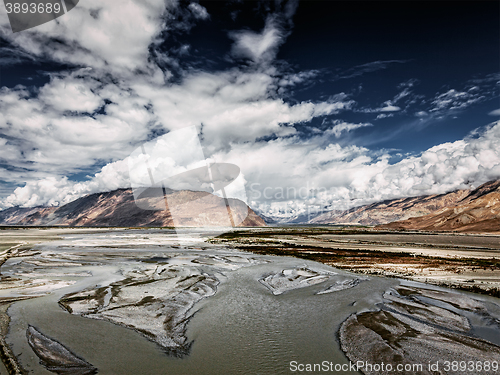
1, 228, 499, 374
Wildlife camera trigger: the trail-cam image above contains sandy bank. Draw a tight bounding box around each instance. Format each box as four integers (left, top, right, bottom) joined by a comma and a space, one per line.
339, 285, 500, 375
211, 228, 500, 297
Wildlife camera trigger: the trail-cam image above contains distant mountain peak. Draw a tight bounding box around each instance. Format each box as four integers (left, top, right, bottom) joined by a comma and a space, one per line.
310, 179, 500, 233
0, 188, 266, 228
378, 179, 500, 233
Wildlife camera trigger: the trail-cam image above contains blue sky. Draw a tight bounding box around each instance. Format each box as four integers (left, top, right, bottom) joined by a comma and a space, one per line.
0, 0, 499, 220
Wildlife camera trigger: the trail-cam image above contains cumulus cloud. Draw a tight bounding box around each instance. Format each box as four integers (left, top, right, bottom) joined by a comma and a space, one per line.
1, 0, 499, 223
371, 121, 500, 198
0, 65, 354, 207
0, 70, 154, 188
131, 71, 353, 154
38, 74, 103, 113
2, 159, 131, 208
239, 121, 500, 218
4, 115, 500, 221
0, 0, 354, 210
218, 120, 500, 219
0, 0, 169, 75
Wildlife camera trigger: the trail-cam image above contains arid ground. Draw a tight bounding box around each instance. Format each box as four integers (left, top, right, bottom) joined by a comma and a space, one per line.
209, 226, 500, 297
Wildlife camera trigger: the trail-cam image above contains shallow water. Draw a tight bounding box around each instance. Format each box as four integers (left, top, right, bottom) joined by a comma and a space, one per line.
1, 229, 499, 375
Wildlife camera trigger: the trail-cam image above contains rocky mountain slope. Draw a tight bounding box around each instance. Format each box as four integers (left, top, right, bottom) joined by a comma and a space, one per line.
310, 180, 500, 233
310, 188, 471, 226
0, 188, 266, 227
378, 180, 500, 233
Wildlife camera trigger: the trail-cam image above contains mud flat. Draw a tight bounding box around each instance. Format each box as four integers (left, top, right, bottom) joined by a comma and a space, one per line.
212, 227, 500, 296
339, 284, 500, 375
26, 325, 97, 375
59, 265, 218, 357
0, 301, 25, 375
58, 253, 265, 356
316, 278, 366, 295
259, 266, 336, 295
0, 234, 90, 375
0, 229, 268, 372
0, 228, 113, 253
1, 228, 499, 374
258, 266, 366, 296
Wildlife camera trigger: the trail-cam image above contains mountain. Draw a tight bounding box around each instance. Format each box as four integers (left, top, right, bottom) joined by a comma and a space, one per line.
310, 189, 471, 226
253, 208, 324, 225
378, 180, 500, 233
309, 180, 500, 233
0, 206, 58, 225
0, 188, 266, 227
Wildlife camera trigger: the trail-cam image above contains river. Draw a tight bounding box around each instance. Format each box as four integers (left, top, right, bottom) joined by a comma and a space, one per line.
1, 229, 499, 374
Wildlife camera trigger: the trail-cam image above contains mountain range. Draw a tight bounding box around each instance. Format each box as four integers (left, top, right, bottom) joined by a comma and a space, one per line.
377, 180, 500, 233
310, 188, 471, 226
0, 188, 266, 227
311, 180, 500, 233
1, 180, 499, 232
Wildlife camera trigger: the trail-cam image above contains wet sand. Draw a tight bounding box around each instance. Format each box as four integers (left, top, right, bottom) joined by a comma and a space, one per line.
57, 252, 264, 356
0, 227, 499, 375
340, 284, 500, 375
212, 227, 500, 296
0, 229, 374, 374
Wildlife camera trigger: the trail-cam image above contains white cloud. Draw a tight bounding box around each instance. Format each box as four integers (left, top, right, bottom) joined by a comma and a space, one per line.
430, 89, 484, 114
0, 13, 354, 210
360, 100, 401, 114
4, 115, 500, 219
379, 104, 400, 112
0, 0, 169, 75
38, 74, 103, 113
1, 0, 499, 222
371, 122, 500, 197
327, 121, 372, 138
218, 121, 500, 219
0, 73, 154, 186
2, 159, 131, 208
488, 109, 500, 116
392, 88, 411, 103
278, 70, 319, 87
188, 3, 210, 20
229, 16, 285, 64
131, 71, 353, 153
376, 113, 393, 119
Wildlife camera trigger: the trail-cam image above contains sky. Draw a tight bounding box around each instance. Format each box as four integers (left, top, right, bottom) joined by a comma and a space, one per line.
0, 0, 499, 221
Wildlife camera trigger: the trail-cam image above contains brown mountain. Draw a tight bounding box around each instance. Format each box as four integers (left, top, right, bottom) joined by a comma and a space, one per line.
378, 180, 500, 233
310, 188, 471, 226
0, 188, 266, 227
